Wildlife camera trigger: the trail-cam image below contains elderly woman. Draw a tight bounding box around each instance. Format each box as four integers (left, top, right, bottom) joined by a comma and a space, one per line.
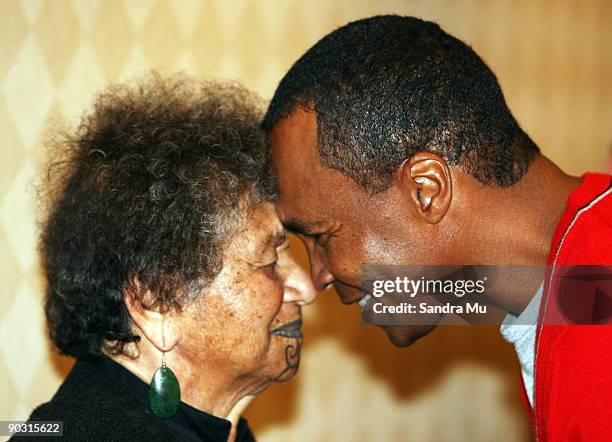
23, 75, 315, 441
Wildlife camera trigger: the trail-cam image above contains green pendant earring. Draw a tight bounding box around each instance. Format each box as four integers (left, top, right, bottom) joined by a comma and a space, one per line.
148, 352, 181, 418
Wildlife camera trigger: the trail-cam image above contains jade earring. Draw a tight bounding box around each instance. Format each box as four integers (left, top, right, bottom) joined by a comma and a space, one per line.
148, 351, 181, 418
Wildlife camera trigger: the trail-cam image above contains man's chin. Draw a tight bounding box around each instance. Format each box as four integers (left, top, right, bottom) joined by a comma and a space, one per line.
380, 324, 436, 347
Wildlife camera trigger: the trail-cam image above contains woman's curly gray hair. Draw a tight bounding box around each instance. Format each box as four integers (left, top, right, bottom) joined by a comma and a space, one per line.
40, 73, 276, 358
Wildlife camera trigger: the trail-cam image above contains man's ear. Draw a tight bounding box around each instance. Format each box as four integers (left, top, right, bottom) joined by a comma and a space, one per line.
123, 280, 179, 353
396, 152, 452, 224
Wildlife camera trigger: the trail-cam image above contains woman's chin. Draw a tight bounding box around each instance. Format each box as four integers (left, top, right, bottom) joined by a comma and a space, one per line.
275, 363, 300, 383
250, 363, 299, 395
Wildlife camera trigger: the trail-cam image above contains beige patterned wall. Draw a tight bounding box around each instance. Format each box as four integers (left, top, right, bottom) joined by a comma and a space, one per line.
1, 1, 610, 441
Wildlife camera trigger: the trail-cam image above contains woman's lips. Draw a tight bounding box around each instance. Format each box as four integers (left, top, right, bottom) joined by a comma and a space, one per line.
271, 319, 303, 339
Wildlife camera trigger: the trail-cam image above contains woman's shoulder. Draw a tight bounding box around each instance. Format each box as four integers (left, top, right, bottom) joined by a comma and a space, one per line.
17, 358, 175, 441
22, 399, 174, 441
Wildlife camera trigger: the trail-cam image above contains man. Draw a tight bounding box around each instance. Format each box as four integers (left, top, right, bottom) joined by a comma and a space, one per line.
263, 15, 612, 441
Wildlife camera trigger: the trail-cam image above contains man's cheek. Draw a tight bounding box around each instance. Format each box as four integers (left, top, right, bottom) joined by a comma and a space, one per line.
329, 253, 361, 283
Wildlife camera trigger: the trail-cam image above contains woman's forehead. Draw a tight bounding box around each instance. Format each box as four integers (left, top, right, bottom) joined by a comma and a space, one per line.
227, 203, 285, 256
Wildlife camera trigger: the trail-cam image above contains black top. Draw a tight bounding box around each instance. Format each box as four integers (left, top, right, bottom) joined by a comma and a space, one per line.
16, 356, 255, 442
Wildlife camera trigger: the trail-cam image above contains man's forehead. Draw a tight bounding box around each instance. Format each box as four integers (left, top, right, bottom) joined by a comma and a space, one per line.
270, 109, 318, 173
271, 110, 342, 202
268, 107, 370, 225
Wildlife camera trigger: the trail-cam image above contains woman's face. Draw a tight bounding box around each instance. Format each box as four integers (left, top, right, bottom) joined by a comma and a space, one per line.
176, 202, 316, 393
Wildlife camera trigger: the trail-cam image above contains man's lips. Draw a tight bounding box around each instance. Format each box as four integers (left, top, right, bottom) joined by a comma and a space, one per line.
271, 319, 303, 339
333, 281, 364, 305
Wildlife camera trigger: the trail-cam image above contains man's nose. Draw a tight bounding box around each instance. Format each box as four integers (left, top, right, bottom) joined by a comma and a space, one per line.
309, 252, 335, 292
283, 259, 317, 305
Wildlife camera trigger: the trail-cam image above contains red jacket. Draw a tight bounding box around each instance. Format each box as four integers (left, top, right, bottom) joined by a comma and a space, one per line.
533, 173, 612, 441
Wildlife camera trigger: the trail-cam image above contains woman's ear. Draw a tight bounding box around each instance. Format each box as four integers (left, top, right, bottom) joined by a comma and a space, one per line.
396, 151, 453, 224
123, 279, 179, 352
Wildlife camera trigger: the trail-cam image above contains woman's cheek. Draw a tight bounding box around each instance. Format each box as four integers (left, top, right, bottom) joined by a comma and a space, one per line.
268, 273, 286, 313
246, 271, 285, 319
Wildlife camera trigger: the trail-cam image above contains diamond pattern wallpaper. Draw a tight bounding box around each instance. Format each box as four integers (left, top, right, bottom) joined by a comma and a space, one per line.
1, 1, 610, 441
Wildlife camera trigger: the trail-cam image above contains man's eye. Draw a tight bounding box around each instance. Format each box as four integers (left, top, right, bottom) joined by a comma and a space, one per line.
314, 233, 330, 246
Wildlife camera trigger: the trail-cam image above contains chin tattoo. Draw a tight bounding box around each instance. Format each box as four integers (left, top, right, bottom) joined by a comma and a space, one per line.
273, 336, 303, 382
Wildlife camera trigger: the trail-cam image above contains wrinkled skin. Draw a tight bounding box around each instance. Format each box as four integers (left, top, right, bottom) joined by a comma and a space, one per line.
118, 202, 316, 419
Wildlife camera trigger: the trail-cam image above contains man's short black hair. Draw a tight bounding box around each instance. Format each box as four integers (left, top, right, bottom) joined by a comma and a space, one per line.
263, 15, 539, 192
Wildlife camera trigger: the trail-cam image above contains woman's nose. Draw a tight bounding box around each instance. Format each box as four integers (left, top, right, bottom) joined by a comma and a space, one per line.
282, 259, 317, 305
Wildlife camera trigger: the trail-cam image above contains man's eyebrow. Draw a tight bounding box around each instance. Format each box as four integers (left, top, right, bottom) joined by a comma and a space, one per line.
283, 219, 324, 235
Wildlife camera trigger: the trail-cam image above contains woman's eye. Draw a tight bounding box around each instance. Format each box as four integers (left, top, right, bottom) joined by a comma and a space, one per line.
260, 261, 278, 274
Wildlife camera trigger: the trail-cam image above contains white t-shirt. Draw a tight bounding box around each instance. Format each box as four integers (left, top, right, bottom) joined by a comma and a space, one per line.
499, 282, 544, 407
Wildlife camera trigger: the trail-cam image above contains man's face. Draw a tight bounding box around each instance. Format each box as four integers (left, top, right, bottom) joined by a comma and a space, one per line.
269, 108, 450, 346
178, 202, 316, 392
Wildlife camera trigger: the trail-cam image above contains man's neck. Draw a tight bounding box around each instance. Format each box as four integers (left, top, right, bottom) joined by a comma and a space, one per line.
459, 155, 582, 315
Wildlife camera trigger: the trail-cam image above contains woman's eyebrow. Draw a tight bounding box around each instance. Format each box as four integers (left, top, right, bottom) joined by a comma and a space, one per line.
276, 232, 289, 248
260, 230, 288, 254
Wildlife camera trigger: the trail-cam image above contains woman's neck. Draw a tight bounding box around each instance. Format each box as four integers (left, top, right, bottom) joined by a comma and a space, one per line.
109, 344, 258, 425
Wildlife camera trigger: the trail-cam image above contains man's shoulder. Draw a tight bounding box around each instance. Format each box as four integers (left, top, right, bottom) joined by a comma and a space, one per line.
535, 174, 612, 439
559, 173, 612, 265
